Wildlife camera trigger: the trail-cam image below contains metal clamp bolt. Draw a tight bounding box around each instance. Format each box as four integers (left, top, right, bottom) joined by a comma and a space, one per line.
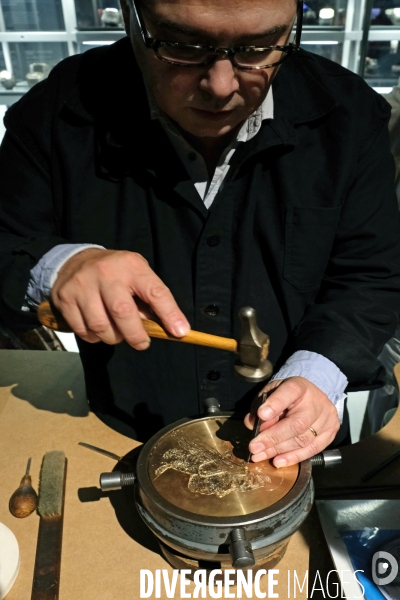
229, 528, 255, 568
311, 450, 342, 468
99, 471, 136, 491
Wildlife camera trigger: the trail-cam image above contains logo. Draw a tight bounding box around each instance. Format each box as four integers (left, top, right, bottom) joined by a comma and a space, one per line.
372, 551, 399, 586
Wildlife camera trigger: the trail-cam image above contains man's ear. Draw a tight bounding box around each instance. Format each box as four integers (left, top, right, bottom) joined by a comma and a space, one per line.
120, 0, 131, 35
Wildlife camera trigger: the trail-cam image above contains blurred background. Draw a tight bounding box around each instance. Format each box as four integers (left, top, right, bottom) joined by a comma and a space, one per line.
0, 0, 399, 113
0, 1, 399, 128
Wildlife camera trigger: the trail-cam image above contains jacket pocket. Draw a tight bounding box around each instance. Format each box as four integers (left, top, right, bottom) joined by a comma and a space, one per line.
283, 205, 342, 291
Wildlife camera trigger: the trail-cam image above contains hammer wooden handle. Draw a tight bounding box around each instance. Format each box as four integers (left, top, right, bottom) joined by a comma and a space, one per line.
37, 300, 238, 353
141, 318, 238, 352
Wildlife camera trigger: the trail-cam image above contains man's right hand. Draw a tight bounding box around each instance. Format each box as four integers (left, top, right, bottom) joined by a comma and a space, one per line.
50, 248, 190, 349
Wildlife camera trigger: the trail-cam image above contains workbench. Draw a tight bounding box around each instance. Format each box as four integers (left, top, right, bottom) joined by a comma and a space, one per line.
0, 350, 399, 599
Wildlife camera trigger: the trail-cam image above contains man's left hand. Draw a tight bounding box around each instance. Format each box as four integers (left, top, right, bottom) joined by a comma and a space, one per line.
244, 377, 340, 468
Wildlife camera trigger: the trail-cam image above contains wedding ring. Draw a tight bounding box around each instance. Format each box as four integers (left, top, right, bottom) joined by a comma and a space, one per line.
309, 426, 318, 437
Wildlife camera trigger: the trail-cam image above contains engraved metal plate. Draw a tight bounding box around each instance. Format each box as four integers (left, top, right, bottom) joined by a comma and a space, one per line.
148, 416, 298, 517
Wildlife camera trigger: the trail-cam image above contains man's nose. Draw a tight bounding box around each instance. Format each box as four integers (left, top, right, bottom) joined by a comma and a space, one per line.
199, 57, 240, 101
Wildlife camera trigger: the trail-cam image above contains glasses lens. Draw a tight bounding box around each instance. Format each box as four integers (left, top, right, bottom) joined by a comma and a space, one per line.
234, 48, 287, 68
157, 43, 211, 65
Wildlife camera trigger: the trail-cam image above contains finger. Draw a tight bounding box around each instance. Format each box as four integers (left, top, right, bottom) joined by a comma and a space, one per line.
251, 433, 327, 466
244, 412, 280, 431
244, 412, 255, 429
251, 415, 340, 466
54, 298, 102, 344
258, 410, 287, 430
249, 411, 315, 456
244, 398, 263, 429
256, 379, 306, 422
130, 260, 190, 337
244, 411, 281, 430
75, 290, 126, 345
271, 426, 338, 468
244, 382, 284, 429
100, 282, 151, 350
251, 425, 326, 463
134, 297, 155, 320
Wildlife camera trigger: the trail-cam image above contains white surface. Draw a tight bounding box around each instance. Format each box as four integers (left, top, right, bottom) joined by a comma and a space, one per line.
55, 332, 79, 352
0, 522, 20, 600
0, 105, 7, 144
302, 40, 339, 45
347, 391, 369, 442
373, 87, 394, 94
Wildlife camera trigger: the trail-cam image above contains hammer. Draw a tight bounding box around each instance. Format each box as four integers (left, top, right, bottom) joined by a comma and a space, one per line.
37, 301, 273, 383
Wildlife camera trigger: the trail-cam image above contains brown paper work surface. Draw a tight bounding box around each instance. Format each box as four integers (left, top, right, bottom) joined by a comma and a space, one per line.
0, 350, 399, 600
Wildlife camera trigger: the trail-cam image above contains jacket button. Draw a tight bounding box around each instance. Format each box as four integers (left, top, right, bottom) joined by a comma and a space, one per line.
207, 370, 221, 381
207, 235, 220, 247
205, 304, 219, 317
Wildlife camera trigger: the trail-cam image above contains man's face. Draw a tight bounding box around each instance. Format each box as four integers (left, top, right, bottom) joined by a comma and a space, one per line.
123, 0, 297, 140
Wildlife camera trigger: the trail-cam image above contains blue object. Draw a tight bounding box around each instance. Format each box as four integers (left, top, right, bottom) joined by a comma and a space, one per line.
341, 529, 400, 600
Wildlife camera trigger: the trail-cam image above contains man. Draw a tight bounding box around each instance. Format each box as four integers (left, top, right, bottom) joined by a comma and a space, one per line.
0, 0, 399, 467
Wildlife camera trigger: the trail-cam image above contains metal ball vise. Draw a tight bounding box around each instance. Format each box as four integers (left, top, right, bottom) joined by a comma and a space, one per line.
99, 411, 341, 577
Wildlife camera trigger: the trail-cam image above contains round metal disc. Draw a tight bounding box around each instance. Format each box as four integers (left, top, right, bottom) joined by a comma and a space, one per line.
148, 416, 298, 518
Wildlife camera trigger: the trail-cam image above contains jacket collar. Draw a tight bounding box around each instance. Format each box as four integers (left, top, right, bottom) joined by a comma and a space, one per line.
273, 49, 339, 124
230, 50, 340, 168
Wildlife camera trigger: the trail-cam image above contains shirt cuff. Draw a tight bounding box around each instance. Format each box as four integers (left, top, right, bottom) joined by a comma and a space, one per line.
26, 243, 105, 307
271, 350, 348, 423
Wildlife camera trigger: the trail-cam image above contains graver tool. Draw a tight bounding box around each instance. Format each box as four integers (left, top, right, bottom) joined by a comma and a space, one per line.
248, 390, 269, 462
78, 442, 122, 462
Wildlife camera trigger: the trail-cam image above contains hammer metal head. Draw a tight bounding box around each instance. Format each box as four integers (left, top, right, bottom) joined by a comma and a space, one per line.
234, 307, 273, 383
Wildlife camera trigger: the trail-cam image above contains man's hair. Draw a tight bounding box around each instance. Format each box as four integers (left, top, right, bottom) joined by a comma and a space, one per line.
122, 0, 299, 6
120, 0, 299, 10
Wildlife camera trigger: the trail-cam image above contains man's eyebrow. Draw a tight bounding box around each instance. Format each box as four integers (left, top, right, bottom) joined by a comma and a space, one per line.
241, 25, 290, 41
147, 16, 290, 43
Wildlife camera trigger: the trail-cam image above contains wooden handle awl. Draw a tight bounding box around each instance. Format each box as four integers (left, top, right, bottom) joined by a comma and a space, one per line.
37, 301, 238, 353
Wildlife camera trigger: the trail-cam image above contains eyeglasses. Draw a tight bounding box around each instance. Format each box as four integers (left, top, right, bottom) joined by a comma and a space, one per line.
132, 0, 304, 70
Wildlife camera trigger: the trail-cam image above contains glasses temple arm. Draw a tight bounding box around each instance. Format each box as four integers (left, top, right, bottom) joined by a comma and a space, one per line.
131, 0, 150, 44
295, 0, 304, 48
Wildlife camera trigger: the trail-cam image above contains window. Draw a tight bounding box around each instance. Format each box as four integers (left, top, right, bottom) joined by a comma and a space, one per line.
1, 0, 65, 32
